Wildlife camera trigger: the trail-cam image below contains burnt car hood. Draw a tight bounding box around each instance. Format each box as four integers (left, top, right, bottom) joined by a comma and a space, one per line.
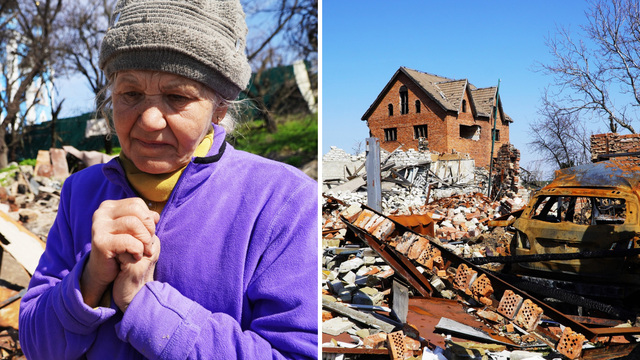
551, 160, 640, 190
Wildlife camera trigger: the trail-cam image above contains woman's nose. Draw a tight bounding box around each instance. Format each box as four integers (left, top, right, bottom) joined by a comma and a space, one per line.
137, 96, 167, 131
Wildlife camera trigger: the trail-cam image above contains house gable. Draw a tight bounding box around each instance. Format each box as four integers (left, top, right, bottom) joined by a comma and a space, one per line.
362, 66, 513, 168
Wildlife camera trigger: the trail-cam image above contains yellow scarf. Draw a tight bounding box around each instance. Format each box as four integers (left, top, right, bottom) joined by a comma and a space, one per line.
119, 127, 214, 213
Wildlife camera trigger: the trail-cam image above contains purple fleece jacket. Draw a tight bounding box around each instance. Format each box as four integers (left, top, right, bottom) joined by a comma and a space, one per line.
19, 124, 318, 359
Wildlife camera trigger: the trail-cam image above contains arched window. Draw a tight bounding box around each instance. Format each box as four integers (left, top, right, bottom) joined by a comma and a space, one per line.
400, 85, 409, 114
415, 100, 421, 113
462, 99, 467, 113
388, 104, 393, 116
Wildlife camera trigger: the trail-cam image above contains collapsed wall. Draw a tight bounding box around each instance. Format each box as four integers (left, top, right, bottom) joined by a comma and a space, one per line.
322, 142, 527, 214
492, 143, 522, 197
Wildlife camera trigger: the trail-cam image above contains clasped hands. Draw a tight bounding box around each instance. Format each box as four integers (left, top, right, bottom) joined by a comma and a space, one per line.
80, 198, 161, 312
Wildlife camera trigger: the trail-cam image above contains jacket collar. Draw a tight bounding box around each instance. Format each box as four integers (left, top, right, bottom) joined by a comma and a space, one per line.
102, 122, 228, 188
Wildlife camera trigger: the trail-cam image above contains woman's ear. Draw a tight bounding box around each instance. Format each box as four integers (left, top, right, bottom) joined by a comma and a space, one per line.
213, 103, 228, 124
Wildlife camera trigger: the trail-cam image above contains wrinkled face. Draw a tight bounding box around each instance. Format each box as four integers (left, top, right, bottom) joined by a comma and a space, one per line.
112, 70, 227, 174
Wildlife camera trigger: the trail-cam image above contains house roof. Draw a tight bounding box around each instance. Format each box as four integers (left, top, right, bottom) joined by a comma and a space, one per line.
361, 66, 513, 122
470, 87, 496, 117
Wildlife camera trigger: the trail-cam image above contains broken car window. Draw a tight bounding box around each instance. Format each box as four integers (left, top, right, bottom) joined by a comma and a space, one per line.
531, 195, 626, 225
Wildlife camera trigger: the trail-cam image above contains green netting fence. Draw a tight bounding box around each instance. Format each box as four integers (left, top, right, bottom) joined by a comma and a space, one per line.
16, 112, 120, 160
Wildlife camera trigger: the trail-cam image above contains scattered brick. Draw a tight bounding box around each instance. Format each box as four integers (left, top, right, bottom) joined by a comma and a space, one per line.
407, 237, 429, 260
363, 332, 387, 349
497, 290, 523, 320
387, 331, 405, 360
557, 327, 586, 360
514, 299, 543, 332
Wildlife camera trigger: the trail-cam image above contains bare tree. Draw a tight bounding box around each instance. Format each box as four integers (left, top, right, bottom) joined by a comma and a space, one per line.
538, 0, 640, 134
528, 102, 593, 170
521, 160, 548, 187
58, 0, 114, 152
59, 0, 113, 104
0, 0, 63, 168
243, 0, 317, 65
352, 140, 364, 156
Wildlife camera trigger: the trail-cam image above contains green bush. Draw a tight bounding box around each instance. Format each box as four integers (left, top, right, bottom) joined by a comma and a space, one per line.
229, 113, 317, 167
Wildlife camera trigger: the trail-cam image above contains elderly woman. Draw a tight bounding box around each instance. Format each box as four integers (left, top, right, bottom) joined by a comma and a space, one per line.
18, 0, 318, 359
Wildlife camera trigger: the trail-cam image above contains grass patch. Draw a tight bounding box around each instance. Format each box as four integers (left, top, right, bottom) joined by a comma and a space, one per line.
19, 158, 36, 167
229, 113, 317, 167
100, 147, 122, 155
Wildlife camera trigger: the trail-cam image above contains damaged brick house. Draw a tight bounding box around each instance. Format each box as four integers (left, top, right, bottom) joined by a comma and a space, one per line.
361, 67, 513, 167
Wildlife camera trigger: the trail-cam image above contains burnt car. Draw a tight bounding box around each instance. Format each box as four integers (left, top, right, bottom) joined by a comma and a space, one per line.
511, 160, 640, 291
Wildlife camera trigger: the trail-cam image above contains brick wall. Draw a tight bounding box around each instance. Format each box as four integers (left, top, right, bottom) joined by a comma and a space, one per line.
366, 73, 450, 154
591, 133, 640, 165
364, 74, 509, 167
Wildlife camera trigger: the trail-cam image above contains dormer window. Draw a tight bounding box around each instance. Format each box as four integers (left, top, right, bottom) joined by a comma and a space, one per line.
400, 85, 408, 114
462, 99, 467, 113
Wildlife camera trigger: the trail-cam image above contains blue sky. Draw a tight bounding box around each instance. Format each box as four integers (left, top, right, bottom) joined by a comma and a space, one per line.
321, 0, 600, 175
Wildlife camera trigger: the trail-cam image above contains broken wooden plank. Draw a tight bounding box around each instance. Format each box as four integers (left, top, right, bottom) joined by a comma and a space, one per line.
330, 177, 366, 192
322, 298, 397, 333
0, 287, 22, 329
0, 211, 46, 275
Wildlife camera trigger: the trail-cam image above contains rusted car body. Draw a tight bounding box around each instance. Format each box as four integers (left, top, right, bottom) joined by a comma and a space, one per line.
511, 160, 640, 287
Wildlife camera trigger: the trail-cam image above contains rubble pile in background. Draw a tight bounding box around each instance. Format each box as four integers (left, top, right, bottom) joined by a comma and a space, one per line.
322, 145, 529, 221
0, 147, 111, 359
0, 163, 62, 241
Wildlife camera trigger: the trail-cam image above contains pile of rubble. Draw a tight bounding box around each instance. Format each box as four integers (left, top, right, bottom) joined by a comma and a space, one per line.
323, 192, 522, 258
0, 163, 62, 241
0, 147, 114, 359
323, 146, 529, 219
321, 201, 637, 359
321, 142, 640, 359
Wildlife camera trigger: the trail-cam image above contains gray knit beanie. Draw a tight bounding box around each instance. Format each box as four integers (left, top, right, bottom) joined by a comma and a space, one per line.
99, 0, 252, 100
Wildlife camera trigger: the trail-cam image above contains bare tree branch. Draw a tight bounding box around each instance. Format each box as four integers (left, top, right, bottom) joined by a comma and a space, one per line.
528, 99, 593, 170
536, 0, 640, 134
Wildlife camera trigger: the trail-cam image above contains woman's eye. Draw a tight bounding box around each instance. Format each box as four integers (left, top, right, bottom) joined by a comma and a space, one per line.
168, 94, 189, 103
123, 91, 141, 99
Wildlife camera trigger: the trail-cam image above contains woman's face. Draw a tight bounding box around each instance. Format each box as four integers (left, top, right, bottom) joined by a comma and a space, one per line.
112, 70, 227, 174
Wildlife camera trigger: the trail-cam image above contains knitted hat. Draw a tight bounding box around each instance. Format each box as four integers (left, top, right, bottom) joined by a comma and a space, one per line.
99, 0, 252, 100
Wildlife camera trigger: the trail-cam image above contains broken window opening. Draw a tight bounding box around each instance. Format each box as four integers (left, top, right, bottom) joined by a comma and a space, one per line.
388, 104, 393, 116
400, 86, 409, 114
415, 100, 421, 113
462, 99, 467, 113
459, 125, 481, 141
492, 129, 500, 141
384, 128, 397, 142
414, 125, 427, 139
531, 195, 626, 225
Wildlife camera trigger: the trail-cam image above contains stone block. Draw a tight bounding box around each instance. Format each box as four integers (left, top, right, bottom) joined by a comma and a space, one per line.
322, 317, 354, 336
339, 257, 364, 273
